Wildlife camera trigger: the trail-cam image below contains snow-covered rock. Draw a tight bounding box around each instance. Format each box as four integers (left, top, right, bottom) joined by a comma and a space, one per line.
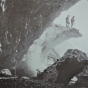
63, 49, 88, 62
26, 24, 82, 76
46, 48, 60, 67
0, 69, 12, 77
69, 76, 78, 85
37, 49, 88, 85
78, 65, 88, 76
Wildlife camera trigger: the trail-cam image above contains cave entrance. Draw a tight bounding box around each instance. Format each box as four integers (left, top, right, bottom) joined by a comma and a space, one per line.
26, 0, 88, 76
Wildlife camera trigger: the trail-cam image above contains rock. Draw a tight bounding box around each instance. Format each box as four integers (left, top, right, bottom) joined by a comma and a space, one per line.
0, 0, 80, 68
71, 76, 78, 82
69, 76, 78, 85
20, 76, 29, 79
37, 49, 88, 85
78, 53, 88, 76
78, 66, 88, 76
71, 76, 88, 87
0, 69, 12, 77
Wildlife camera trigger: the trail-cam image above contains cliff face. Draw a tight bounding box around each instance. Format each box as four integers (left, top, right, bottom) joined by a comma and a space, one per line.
37, 49, 88, 85
0, 0, 79, 68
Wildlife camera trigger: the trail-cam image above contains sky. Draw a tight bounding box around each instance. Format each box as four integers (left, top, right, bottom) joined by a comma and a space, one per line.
54, 0, 88, 56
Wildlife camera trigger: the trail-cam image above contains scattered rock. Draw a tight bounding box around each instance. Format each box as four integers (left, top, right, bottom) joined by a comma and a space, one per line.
20, 76, 29, 79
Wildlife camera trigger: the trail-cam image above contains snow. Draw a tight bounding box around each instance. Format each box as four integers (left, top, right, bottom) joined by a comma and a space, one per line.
69, 76, 78, 85
1, 0, 6, 12
0, 43, 2, 52
0, 69, 12, 76
26, 24, 81, 76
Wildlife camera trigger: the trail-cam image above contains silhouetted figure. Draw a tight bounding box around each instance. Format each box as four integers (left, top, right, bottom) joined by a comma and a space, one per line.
71, 16, 75, 27
66, 15, 70, 27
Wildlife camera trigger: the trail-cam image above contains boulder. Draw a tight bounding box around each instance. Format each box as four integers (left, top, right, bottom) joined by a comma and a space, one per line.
68, 76, 78, 85
37, 49, 88, 85
0, 69, 12, 77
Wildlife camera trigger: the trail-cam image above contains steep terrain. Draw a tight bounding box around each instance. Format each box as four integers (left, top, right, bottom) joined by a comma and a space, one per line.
0, 0, 80, 68
37, 49, 88, 85
0, 49, 88, 88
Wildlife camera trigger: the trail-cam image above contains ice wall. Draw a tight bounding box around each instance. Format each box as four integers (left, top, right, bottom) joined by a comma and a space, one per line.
26, 24, 82, 76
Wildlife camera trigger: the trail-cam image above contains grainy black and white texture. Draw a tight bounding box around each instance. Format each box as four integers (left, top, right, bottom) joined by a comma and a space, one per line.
0, 0, 88, 88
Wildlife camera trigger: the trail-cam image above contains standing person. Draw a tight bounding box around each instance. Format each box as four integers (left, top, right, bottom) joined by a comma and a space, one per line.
66, 15, 70, 27
71, 16, 75, 27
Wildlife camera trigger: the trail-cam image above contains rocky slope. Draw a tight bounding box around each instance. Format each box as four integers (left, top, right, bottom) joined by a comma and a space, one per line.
37, 49, 88, 85
0, 0, 80, 68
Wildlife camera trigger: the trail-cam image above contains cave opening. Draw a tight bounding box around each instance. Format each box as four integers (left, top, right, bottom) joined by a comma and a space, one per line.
25, 0, 88, 77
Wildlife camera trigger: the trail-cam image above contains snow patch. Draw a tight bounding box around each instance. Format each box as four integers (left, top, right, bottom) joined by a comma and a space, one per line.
1, 0, 6, 12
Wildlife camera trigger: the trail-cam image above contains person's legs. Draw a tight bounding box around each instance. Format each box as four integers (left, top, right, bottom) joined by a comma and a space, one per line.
68, 23, 70, 27
71, 22, 73, 27
66, 21, 68, 27
66, 21, 69, 27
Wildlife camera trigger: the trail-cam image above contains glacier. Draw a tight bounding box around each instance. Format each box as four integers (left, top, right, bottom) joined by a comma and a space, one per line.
25, 24, 82, 76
